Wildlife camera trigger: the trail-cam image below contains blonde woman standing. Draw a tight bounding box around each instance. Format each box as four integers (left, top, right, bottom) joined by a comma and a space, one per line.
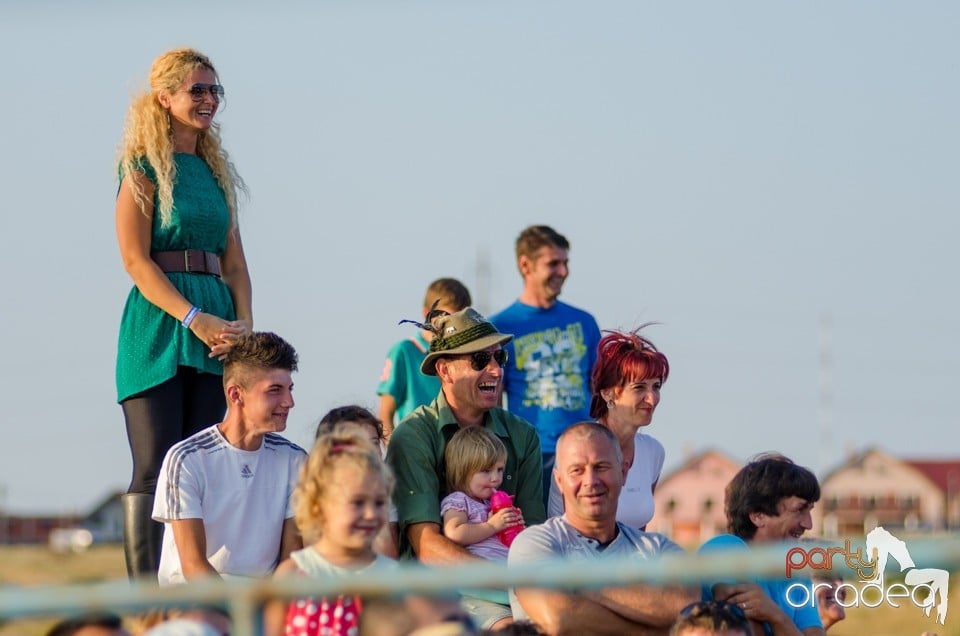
115, 48, 251, 578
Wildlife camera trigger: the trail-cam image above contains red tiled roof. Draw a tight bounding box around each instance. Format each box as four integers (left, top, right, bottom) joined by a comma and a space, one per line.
905, 460, 960, 494
658, 448, 741, 484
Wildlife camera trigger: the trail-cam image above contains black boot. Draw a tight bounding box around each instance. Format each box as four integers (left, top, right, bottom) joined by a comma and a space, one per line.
122, 493, 163, 580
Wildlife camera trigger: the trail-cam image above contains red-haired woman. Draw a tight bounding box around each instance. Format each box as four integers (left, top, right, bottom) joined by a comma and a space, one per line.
547, 328, 669, 531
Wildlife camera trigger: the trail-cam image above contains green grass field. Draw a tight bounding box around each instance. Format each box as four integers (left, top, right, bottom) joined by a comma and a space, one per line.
0, 545, 955, 635
0, 545, 128, 635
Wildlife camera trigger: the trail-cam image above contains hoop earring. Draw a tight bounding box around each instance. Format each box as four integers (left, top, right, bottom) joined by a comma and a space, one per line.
607, 399, 615, 409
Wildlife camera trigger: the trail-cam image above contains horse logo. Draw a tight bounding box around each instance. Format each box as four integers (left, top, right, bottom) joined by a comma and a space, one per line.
864, 527, 949, 625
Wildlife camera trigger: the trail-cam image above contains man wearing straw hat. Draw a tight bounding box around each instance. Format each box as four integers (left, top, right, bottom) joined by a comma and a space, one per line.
386, 307, 547, 628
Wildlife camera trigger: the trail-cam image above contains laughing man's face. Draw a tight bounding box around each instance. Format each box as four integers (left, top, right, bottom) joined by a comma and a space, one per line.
751, 496, 814, 542
438, 345, 504, 417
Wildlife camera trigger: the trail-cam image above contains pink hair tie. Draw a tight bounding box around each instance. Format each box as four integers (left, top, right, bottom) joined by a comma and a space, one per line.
331, 441, 354, 453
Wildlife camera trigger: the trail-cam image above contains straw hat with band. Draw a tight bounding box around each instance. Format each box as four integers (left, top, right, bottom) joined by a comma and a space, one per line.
419, 308, 513, 376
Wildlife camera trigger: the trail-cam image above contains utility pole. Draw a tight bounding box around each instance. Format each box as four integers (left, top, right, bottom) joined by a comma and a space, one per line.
818, 313, 834, 476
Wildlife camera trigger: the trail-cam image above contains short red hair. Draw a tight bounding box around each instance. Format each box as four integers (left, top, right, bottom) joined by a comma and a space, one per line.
589, 328, 669, 420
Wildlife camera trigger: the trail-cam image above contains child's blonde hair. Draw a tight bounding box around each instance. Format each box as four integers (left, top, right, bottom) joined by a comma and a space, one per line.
295, 428, 394, 542
444, 427, 507, 494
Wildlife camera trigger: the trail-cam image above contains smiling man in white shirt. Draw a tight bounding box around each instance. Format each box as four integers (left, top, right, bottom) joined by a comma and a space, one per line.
153, 332, 306, 585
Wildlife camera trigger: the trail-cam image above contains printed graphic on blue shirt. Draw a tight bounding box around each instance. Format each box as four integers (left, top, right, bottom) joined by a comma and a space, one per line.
513, 323, 589, 411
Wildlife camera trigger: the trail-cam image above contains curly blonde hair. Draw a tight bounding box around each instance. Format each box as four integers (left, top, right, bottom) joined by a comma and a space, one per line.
294, 427, 395, 543
117, 48, 246, 229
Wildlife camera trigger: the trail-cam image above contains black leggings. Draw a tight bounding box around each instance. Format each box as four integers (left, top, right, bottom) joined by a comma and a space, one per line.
121, 367, 226, 495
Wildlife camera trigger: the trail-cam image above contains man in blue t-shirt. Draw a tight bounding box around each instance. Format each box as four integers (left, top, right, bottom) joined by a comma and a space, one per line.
490, 225, 601, 502
699, 454, 826, 636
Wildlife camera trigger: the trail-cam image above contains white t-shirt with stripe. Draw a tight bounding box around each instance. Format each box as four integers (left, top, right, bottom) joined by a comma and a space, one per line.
153, 424, 306, 585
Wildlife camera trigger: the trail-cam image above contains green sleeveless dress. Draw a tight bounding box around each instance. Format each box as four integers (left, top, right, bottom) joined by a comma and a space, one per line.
116, 153, 236, 402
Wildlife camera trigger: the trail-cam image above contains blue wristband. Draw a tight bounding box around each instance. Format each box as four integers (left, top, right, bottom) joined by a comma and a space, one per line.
182, 306, 202, 328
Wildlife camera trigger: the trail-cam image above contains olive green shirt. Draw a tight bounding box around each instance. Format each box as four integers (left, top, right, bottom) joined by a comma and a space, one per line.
386, 390, 545, 559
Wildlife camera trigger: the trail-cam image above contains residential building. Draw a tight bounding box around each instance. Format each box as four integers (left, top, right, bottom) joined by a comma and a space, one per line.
816, 448, 960, 536
648, 449, 741, 547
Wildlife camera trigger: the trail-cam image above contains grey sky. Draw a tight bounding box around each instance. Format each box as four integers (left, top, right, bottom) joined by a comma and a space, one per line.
1, 2, 957, 513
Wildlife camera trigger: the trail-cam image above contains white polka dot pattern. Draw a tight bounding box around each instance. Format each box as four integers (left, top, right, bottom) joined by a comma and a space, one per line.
284, 595, 361, 636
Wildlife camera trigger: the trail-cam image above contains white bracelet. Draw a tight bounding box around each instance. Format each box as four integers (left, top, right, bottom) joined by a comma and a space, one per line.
182, 306, 202, 328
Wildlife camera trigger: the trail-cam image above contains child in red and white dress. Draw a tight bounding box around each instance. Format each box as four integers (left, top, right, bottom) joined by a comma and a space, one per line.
265, 428, 395, 636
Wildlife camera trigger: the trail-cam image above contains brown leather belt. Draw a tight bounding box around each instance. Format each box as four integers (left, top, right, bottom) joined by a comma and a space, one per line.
152, 250, 221, 277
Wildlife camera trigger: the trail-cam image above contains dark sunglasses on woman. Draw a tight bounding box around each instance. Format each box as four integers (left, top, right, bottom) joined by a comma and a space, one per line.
185, 83, 225, 102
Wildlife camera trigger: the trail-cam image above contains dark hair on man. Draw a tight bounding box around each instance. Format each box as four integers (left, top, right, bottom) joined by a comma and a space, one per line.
316, 404, 383, 441
46, 613, 126, 636
670, 601, 751, 636
223, 332, 298, 387
424, 278, 472, 312
725, 453, 820, 539
515, 225, 570, 262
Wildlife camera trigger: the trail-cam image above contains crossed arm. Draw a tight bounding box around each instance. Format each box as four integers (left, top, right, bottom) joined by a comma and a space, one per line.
515, 583, 697, 636
415, 515, 694, 634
